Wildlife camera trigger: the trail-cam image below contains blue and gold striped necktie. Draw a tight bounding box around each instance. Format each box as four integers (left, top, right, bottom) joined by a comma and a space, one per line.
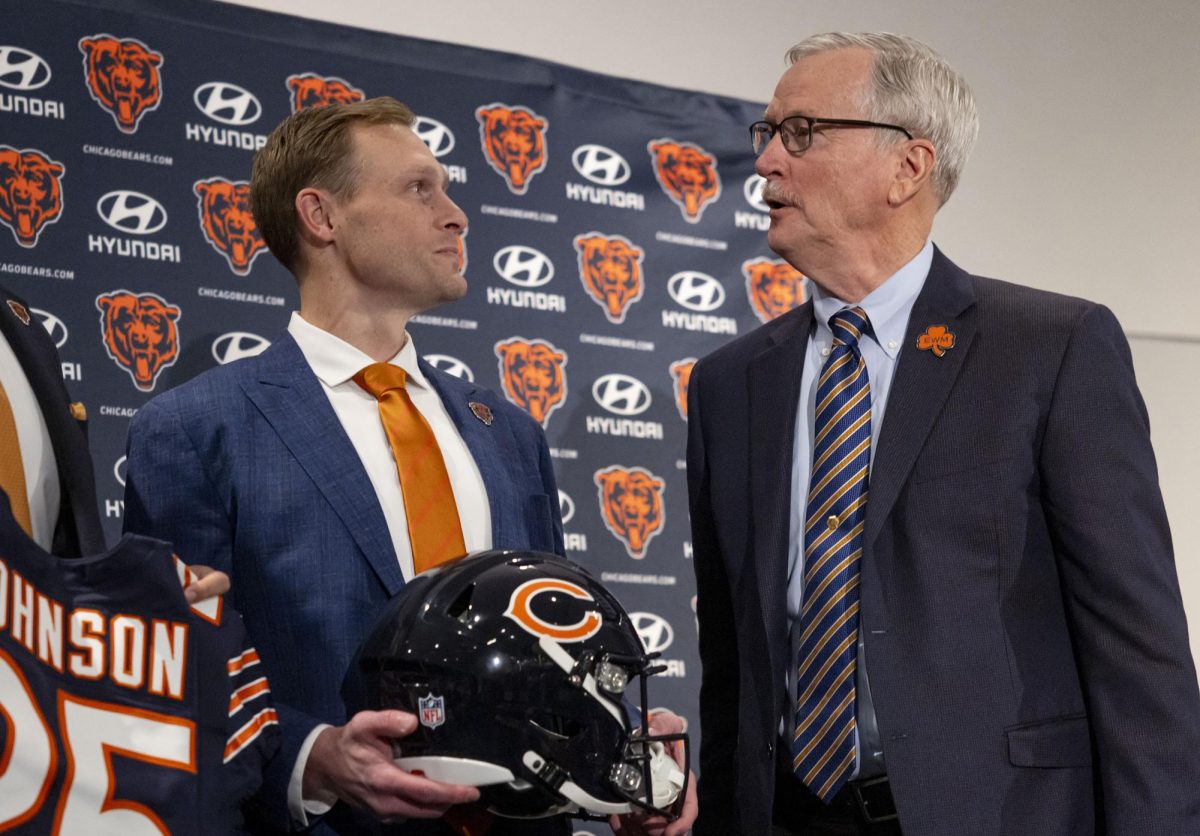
793, 306, 872, 801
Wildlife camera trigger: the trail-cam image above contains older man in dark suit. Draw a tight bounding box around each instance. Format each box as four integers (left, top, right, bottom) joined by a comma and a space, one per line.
687, 32, 1200, 835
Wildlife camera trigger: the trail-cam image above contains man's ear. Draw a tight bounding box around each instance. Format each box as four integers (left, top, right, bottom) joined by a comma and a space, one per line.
888, 138, 936, 206
295, 187, 335, 248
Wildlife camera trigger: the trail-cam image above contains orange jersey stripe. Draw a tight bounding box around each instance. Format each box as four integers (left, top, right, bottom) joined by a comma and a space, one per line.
227, 676, 270, 716
224, 708, 278, 763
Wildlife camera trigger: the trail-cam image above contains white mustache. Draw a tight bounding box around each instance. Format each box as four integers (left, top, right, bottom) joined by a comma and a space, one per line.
760, 182, 800, 207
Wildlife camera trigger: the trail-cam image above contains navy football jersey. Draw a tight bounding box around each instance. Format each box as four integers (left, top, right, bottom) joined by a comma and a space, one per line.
0, 496, 279, 834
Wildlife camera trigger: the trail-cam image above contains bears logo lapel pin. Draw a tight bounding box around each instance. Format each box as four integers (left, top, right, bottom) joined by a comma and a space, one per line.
7, 300, 31, 325
469, 401, 494, 426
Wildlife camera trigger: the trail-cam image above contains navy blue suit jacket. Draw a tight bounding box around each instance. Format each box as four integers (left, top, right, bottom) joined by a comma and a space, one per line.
123, 333, 564, 832
0, 283, 104, 557
686, 249, 1200, 835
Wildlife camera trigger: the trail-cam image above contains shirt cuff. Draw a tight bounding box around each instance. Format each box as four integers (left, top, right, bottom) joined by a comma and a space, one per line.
288, 723, 338, 826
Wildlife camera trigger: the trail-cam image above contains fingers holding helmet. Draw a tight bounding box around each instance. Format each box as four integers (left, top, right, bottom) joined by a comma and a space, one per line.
303, 709, 481, 821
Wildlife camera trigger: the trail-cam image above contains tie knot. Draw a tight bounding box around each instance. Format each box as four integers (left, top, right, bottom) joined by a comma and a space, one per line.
829, 307, 870, 349
353, 362, 407, 399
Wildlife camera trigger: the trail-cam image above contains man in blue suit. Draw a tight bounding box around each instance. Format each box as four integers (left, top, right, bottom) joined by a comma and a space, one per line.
123, 98, 565, 833
687, 33, 1200, 835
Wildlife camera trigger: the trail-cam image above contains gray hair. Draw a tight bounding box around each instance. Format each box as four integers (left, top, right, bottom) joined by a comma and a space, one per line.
786, 32, 978, 207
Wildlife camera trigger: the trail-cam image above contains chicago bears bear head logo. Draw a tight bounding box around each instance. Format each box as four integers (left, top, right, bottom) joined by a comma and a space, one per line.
96, 290, 181, 392
574, 232, 644, 324
494, 337, 568, 428
648, 139, 721, 223
743, 257, 807, 323
194, 178, 268, 276
285, 73, 365, 112
594, 466, 666, 560
475, 103, 548, 195
669, 359, 696, 421
78, 34, 163, 133
0, 146, 65, 248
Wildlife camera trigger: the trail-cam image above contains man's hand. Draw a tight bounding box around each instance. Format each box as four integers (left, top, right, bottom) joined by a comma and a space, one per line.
610, 710, 698, 836
182, 564, 230, 603
304, 710, 480, 822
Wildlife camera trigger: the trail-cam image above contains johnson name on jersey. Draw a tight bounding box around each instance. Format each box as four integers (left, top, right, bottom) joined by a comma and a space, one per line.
0, 493, 279, 834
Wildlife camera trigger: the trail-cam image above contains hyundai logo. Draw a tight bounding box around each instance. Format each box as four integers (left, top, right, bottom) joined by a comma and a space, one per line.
96, 191, 168, 235
0, 46, 51, 91
211, 331, 270, 365
193, 81, 262, 126
630, 611, 675, 654
30, 308, 67, 348
743, 173, 768, 212
592, 373, 651, 416
493, 245, 554, 287
558, 489, 575, 525
114, 455, 127, 488
424, 353, 475, 382
667, 271, 725, 312
413, 115, 456, 158
571, 144, 631, 187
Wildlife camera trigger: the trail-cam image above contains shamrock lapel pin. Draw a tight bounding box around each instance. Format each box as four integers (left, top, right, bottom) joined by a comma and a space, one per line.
916, 325, 955, 357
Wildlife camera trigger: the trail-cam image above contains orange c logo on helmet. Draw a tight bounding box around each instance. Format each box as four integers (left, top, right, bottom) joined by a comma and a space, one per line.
743, 257, 807, 323
574, 232, 645, 324
475, 103, 548, 195
78, 34, 164, 134
647, 138, 721, 223
595, 465, 666, 560
504, 578, 602, 643
669, 359, 696, 421
194, 177, 268, 276
95, 290, 181, 392
285, 73, 365, 112
0, 146, 65, 248
494, 337, 568, 428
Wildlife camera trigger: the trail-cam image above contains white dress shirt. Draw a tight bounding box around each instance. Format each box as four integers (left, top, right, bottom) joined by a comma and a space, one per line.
0, 331, 59, 550
784, 240, 933, 777
284, 311, 492, 821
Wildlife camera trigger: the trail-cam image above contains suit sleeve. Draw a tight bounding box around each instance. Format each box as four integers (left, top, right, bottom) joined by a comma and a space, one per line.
1039, 304, 1200, 830
123, 394, 323, 831
686, 361, 742, 836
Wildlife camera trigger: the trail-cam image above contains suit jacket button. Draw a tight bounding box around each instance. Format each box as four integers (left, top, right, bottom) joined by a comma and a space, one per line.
766, 741, 774, 759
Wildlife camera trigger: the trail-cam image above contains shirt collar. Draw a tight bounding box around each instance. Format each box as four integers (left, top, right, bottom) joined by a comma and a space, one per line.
810, 240, 933, 359
286, 311, 429, 389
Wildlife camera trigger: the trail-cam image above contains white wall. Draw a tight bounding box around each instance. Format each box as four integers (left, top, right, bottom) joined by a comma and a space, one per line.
225, 0, 1200, 654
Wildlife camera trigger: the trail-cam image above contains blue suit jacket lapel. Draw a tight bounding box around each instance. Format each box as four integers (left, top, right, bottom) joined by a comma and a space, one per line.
748, 303, 813, 682
420, 359, 527, 549
865, 247, 978, 552
240, 334, 405, 595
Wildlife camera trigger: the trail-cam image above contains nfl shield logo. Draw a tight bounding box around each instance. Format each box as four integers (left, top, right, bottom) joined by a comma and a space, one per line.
418, 693, 445, 729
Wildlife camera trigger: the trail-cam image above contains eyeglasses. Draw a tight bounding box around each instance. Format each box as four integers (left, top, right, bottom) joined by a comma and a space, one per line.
749, 115, 913, 155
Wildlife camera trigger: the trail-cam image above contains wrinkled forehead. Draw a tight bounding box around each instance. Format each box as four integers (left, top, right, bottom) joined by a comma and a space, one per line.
765, 48, 875, 120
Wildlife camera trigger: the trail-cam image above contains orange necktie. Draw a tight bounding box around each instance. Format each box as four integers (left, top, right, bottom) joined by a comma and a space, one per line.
354, 362, 466, 573
0, 378, 33, 535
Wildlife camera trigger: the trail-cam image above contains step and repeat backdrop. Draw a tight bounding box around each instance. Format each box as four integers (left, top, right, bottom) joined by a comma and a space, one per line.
1, 0, 806, 817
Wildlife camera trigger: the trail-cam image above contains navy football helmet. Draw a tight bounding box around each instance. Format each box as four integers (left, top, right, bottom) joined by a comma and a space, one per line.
345, 550, 688, 820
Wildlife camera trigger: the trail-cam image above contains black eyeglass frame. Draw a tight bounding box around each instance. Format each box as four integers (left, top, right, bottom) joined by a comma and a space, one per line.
749, 115, 914, 155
